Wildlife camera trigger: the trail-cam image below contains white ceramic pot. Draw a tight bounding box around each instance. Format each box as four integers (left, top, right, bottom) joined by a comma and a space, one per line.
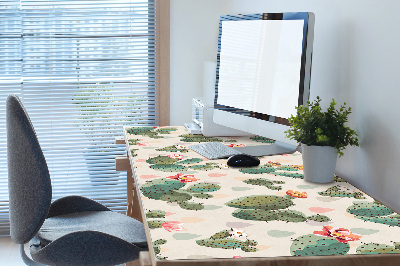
301, 144, 338, 183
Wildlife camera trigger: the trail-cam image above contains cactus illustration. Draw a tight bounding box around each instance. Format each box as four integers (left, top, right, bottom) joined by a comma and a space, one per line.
356, 242, 400, 254
243, 178, 285, 191
189, 163, 219, 171
150, 164, 188, 172
318, 185, 366, 199
146, 155, 218, 172
178, 158, 203, 164
148, 219, 165, 229
290, 234, 350, 256
156, 145, 189, 153
140, 178, 220, 211
128, 139, 140, 145
346, 201, 400, 227
196, 229, 258, 252
307, 214, 331, 223
146, 155, 179, 165
273, 172, 304, 179
276, 165, 298, 171
130, 148, 138, 157
240, 166, 277, 175
226, 195, 309, 223
186, 183, 221, 193
126, 127, 163, 138
179, 133, 224, 143
334, 175, 346, 182
153, 239, 168, 260
146, 210, 167, 218
156, 127, 178, 134
126, 127, 177, 139
226, 195, 294, 210
250, 136, 275, 143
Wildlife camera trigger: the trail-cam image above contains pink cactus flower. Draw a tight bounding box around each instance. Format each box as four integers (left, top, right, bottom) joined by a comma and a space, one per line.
167, 153, 184, 160
313, 226, 362, 243
161, 221, 184, 232
166, 173, 199, 183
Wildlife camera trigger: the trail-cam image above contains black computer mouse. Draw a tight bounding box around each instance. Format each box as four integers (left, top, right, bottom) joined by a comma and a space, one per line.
227, 154, 260, 167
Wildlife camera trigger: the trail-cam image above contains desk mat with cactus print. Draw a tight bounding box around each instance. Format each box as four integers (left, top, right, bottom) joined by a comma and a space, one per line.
124, 126, 400, 261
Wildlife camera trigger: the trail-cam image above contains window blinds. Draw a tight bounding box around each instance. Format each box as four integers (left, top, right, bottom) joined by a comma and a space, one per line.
0, 0, 159, 236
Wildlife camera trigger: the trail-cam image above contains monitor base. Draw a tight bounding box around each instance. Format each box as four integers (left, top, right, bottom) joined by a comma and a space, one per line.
233, 141, 298, 157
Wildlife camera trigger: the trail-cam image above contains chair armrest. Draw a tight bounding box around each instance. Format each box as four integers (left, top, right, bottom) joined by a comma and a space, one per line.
47, 195, 110, 218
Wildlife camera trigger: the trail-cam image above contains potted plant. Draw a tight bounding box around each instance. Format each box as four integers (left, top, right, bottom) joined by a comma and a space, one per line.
285, 96, 359, 183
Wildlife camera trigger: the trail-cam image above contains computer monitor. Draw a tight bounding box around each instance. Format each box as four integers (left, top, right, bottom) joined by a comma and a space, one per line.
213, 12, 315, 156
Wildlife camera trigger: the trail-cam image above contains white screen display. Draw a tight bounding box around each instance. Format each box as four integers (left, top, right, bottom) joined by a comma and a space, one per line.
217, 20, 304, 118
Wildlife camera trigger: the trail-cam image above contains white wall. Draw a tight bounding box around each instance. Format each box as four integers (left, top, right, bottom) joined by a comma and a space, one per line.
170, 0, 400, 211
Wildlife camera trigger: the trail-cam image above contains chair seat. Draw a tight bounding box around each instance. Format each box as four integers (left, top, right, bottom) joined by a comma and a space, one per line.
37, 211, 147, 248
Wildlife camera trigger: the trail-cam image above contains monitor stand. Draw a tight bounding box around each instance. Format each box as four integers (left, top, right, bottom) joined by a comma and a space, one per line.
233, 141, 299, 157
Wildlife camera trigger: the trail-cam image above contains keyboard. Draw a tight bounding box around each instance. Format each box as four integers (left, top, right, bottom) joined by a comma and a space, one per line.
189, 142, 243, 160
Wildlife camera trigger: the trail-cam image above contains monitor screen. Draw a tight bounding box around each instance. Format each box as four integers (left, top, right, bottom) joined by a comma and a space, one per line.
217, 19, 304, 118
213, 13, 314, 156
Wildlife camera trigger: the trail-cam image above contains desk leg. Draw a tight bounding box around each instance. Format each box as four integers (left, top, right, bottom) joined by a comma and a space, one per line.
127, 168, 143, 223
124, 252, 151, 266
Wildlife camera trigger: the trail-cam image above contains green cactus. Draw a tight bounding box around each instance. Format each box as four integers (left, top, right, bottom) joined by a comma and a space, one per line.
189, 163, 219, 171
186, 183, 221, 193
356, 243, 400, 254
153, 239, 167, 260
128, 139, 140, 145
146, 210, 167, 218
126, 127, 164, 138
130, 149, 138, 157
156, 145, 189, 153
273, 172, 304, 179
290, 234, 350, 256
318, 185, 366, 199
226, 195, 294, 210
226, 195, 311, 223
243, 178, 285, 191
276, 166, 298, 171
250, 136, 275, 143
146, 155, 179, 165
141, 179, 186, 200
307, 214, 331, 223
232, 209, 278, 222
192, 193, 213, 199
346, 201, 400, 227
334, 175, 346, 182
140, 178, 220, 211
179, 134, 224, 143
156, 127, 178, 134
232, 209, 307, 223
178, 201, 204, 211
196, 229, 258, 252
240, 166, 277, 175
210, 230, 230, 240
178, 158, 203, 164
160, 191, 192, 202
148, 220, 165, 229
150, 164, 188, 172
347, 202, 394, 217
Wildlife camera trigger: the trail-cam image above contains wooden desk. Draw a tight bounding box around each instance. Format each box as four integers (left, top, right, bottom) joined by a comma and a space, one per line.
117, 126, 400, 266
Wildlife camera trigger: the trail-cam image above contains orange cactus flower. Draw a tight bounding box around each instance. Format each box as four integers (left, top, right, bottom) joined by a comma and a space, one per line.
313, 226, 362, 243
286, 190, 308, 198
166, 173, 199, 183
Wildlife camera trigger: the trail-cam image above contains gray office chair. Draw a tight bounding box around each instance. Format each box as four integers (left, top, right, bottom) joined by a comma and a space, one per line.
6, 94, 148, 265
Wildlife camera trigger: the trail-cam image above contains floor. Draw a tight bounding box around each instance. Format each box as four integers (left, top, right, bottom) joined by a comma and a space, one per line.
0, 237, 25, 266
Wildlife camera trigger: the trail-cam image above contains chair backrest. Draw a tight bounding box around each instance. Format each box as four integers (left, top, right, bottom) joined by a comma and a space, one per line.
6, 94, 52, 244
